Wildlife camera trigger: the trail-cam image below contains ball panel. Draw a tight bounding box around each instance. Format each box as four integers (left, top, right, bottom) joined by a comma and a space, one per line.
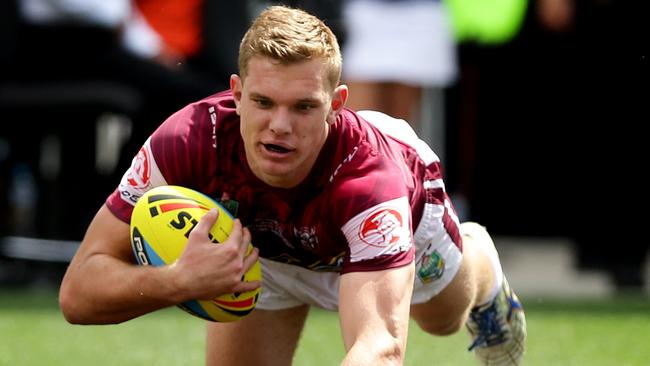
131, 226, 166, 267
213, 294, 258, 312
179, 300, 214, 321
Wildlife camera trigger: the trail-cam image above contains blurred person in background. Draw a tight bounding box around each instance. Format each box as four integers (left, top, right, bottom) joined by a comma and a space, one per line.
0, 0, 222, 240
8, 0, 218, 107
445, 0, 648, 292
341, 0, 458, 156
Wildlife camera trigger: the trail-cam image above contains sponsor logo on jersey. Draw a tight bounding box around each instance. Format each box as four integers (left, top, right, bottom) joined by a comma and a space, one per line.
329, 145, 359, 182
126, 145, 151, 189
118, 139, 167, 206
343, 197, 412, 263
359, 208, 403, 247
208, 106, 217, 149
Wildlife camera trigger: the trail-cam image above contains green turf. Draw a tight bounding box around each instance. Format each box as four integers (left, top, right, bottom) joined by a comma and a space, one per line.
1, 288, 648, 365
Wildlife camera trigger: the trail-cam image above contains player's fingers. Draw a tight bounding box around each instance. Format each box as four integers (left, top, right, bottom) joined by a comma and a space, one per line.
233, 279, 261, 293
188, 208, 218, 242
239, 226, 252, 254
242, 246, 259, 272
227, 219, 244, 246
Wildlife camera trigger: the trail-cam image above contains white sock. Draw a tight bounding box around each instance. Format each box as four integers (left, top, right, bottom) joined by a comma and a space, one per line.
462, 222, 503, 307
481, 246, 504, 306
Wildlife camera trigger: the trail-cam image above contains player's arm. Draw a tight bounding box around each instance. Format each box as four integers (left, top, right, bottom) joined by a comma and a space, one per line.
59, 204, 259, 324
338, 263, 415, 366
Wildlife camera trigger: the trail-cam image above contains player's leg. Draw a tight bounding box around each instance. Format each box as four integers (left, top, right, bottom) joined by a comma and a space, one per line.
410, 223, 494, 335
206, 305, 310, 366
411, 222, 526, 366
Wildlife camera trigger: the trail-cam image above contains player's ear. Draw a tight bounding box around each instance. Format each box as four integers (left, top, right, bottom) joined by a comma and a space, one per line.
230, 74, 243, 115
327, 84, 348, 125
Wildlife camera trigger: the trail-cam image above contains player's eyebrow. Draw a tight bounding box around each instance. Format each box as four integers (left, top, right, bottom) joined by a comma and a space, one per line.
249, 92, 322, 105
248, 92, 270, 100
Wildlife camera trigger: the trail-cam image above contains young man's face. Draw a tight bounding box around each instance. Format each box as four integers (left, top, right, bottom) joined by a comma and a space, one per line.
231, 56, 347, 188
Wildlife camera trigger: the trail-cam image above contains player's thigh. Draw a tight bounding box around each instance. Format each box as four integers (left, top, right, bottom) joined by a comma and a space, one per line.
410, 252, 474, 335
206, 305, 310, 366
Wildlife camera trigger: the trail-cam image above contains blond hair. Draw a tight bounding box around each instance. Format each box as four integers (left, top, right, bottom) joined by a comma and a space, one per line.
238, 5, 342, 90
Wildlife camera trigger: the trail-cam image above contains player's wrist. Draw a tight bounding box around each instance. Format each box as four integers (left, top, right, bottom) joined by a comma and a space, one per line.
160, 262, 192, 304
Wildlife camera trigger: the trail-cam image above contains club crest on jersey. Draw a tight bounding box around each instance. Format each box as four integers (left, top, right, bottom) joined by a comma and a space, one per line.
359, 208, 404, 247
126, 145, 151, 189
294, 226, 318, 250
417, 249, 445, 284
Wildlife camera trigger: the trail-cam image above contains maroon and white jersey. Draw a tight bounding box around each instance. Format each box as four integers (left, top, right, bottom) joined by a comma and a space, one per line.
107, 90, 461, 274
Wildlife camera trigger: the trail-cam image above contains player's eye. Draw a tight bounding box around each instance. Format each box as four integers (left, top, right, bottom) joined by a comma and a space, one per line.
254, 98, 273, 108
295, 103, 316, 112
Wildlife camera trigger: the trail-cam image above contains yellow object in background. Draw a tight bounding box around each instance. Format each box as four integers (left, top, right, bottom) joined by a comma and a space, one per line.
445, 0, 528, 44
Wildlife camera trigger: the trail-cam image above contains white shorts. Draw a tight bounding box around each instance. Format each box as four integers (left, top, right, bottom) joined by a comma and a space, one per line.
342, 0, 458, 87
255, 210, 484, 312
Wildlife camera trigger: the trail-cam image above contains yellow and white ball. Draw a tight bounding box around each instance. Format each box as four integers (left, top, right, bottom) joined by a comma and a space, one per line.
130, 185, 261, 322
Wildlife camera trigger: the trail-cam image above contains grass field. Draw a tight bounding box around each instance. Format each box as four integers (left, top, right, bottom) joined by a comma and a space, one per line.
1, 287, 648, 365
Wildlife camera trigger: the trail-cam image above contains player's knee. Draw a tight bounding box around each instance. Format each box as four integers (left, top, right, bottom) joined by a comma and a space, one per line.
410, 278, 472, 337
412, 300, 468, 336
415, 315, 465, 336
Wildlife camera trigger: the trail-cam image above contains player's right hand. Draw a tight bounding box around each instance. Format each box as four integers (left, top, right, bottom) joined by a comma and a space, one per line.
170, 209, 260, 302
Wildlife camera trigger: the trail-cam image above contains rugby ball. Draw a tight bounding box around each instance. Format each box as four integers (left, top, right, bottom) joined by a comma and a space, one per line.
129, 185, 261, 322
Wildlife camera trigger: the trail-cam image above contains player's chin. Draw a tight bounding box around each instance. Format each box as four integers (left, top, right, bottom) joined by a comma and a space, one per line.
258, 161, 301, 186
260, 162, 294, 178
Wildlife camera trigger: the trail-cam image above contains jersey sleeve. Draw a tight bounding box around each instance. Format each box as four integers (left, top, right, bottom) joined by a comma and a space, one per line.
330, 150, 416, 274
105, 135, 169, 223
331, 110, 430, 274
106, 101, 218, 223
340, 196, 415, 273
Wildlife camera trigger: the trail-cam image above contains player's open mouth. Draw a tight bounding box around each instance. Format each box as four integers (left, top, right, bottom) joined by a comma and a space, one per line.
263, 143, 292, 154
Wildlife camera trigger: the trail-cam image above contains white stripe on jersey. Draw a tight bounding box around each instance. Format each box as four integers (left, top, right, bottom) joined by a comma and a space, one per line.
357, 110, 439, 166
422, 179, 459, 223
341, 196, 412, 263
443, 198, 460, 228
423, 179, 445, 190
412, 199, 460, 258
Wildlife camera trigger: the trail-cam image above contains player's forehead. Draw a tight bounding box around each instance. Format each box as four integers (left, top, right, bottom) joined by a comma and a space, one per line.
243, 56, 331, 103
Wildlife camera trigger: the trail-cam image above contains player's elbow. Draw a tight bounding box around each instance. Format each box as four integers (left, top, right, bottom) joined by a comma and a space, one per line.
379, 344, 404, 366
369, 339, 404, 366
381, 338, 405, 365
58, 278, 90, 324
59, 283, 79, 324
